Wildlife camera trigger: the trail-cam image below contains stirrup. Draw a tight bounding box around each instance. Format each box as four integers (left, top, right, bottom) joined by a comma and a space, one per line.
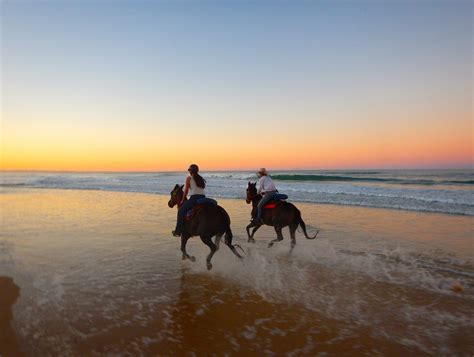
172, 230, 181, 237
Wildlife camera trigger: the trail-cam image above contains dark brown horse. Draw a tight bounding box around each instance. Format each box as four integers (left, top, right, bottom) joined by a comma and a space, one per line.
168, 184, 243, 269
245, 182, 319, 250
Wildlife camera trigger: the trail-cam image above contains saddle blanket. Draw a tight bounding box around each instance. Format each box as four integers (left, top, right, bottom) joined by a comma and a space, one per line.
263, 194, 288, 209
186, 198, 218, 220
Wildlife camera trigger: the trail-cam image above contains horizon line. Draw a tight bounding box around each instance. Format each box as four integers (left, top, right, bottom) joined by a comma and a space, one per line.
1, 167, 473, 173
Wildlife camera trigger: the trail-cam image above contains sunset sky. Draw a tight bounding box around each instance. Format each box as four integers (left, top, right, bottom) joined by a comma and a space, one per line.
1, 0, 472, 171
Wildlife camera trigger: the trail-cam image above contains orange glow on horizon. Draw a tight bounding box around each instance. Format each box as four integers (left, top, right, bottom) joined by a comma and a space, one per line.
2, 130, 471, 171
3, 0, 472, 172
2, 109, 472, 171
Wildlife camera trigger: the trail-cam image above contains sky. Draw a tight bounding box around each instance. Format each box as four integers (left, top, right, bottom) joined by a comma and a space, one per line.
1, 0, 472, 171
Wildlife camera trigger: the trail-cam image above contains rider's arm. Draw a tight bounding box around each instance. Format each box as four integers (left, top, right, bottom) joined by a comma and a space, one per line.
257, 176, 264, 194
181, 176, 191, 203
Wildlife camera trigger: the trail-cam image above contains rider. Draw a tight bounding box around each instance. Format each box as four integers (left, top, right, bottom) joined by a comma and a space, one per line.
172, 164, 206, 237
254, 168, 278, 223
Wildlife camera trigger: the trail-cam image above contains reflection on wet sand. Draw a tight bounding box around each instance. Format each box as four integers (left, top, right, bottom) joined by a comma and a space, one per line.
0, 276, 23, 356
1, 189, 472, 354
156, 268, 419, 355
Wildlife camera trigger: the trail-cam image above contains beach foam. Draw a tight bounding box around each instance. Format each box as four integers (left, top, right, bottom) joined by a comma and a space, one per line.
1, 189, 472, 354
2, 170, 473, 215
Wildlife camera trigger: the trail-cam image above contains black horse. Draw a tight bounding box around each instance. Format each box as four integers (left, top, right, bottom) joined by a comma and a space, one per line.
168, 184, 243, 269
245, 182, 319, 249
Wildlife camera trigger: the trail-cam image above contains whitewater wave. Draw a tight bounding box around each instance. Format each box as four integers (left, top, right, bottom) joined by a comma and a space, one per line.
1, 170, 473, 215
271, 174, 474, 185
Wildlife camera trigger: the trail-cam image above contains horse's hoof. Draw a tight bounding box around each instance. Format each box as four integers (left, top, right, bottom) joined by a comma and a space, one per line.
268, 242, 274, 248
182, 255, 186, 260
190, 256, 196, 262
248, 238, 256, 243
207, 263, 213, 270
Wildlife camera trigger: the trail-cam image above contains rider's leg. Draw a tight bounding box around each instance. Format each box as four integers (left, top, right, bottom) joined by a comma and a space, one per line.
255, 192, 276, 221
174, 197, 197, 235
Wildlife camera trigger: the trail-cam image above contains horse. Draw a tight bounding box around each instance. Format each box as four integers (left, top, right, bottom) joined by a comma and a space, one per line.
245, 182, 319, 250
168, 184, 243, 270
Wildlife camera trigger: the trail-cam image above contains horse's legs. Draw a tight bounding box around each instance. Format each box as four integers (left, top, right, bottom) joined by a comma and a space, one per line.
200, 235, 217, 270
181, 235, 195, 262
246, 222, 252, 239
268, 226, 284, 248
289, 223, 298, 253
214, 233, 223, 250
246, 222, 260, 243
250, 225, 262, 239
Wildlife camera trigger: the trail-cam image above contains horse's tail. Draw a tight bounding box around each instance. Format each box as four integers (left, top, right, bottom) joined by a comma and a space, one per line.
297, 209, 319, 239
225, 227, 233, 245
219, 206, 233, 245
225, 225, 244, 258
219, 206, 244, 258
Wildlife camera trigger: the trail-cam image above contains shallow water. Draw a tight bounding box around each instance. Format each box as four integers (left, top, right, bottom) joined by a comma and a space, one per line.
0, 189, 473, 355
2, 169, 473, 215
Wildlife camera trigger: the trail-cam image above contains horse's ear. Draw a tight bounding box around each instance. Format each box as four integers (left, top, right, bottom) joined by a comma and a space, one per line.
174, 184, 179, 189
180, 185, 184, 189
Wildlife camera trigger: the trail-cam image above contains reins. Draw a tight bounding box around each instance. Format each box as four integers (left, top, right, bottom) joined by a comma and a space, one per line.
248, 193, 261, 201
177, 197, 188, 209
171, 189, 187, 209
246, 192, 262, 207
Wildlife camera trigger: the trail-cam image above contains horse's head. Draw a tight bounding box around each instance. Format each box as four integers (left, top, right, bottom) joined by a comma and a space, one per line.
168, 184, 184, 208
246, 181, 258, 204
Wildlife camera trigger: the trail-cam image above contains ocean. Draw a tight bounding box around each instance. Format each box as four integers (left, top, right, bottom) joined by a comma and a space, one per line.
2, 169, 473, 215
1, 170, 473, 354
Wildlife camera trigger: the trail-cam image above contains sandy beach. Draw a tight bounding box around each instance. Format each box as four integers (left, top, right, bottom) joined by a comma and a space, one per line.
1, 188, 473, 355
0, 276, 22, 356
3, 0, 472, 354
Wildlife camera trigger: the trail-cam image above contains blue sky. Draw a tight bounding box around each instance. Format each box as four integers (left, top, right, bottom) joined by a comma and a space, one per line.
2, 0, 472, 170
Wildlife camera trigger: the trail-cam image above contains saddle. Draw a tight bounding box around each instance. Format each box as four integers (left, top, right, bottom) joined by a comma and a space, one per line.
263, 193, 288, 209
186, 198, 217, 220
264, 202, 280, 209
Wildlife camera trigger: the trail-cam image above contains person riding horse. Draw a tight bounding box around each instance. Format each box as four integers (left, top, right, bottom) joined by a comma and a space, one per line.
253, 168, 278, 224
168, 169, 243, 269
246, 170, 319, 250
172, 164, 206, 237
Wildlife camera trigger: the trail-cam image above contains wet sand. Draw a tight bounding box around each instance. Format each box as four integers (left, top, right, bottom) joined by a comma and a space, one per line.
0, 188, 473, 355
0, 276, 22, 356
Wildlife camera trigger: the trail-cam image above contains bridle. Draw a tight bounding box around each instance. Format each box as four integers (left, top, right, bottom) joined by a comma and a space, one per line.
170, 189, 186, 209
246, 188, 261, 204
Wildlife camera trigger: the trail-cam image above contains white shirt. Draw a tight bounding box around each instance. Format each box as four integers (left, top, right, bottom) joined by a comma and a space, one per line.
257, 175, 277, 194
189, 176, 205, 196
